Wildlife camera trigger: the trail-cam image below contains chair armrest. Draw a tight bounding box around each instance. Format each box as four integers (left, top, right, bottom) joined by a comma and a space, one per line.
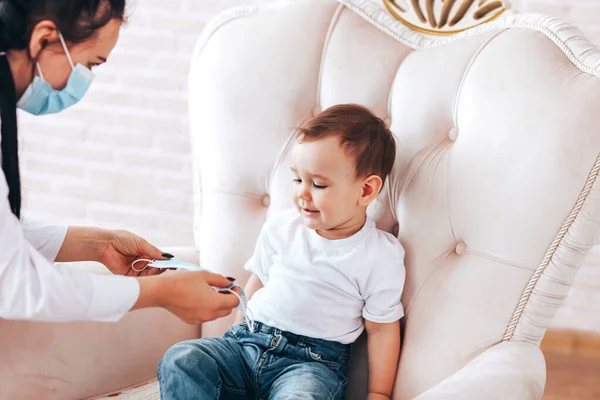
413, 342, 546, 400
0, 247, 201, 400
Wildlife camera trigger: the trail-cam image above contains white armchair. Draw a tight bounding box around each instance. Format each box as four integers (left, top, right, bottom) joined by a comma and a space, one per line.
191, 1, 600, 398
2, 1, 600, 399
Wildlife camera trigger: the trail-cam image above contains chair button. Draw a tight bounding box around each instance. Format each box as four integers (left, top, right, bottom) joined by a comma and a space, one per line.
455, 242, 467, 256
448, 127, 459, 142
262, 195, 271, 207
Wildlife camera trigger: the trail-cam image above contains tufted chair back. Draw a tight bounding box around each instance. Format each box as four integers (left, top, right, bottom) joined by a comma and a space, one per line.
189, 1, 600, 398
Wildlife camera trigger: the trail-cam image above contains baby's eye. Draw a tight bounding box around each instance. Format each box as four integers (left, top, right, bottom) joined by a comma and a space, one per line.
293, 178, 302, 184
313, 183, 327, 189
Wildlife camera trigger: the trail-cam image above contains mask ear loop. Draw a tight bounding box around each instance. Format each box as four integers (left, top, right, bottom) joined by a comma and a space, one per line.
58, 31, 75, 70
245, 307, 255, 333
35, 62, 44, 80
131, 258, 154, 272
33, 32, 69, 81
217, 288, 255, 333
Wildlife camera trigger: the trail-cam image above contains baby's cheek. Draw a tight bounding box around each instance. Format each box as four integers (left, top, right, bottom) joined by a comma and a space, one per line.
318, 196, 336, 214
313, 192, 327, 206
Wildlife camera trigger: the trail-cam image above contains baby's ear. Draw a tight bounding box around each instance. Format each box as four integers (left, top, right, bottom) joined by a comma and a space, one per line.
359, 175, 383, 207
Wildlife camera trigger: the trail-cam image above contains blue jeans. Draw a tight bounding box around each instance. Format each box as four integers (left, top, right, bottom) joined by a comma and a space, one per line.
158, 321, 352, 399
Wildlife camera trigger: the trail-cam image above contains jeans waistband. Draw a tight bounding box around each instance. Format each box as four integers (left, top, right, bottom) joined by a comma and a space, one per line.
248, 321, 351, 353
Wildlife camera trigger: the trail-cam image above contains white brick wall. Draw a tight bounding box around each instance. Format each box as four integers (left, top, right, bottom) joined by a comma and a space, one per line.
17, 0, 600, 332
19, 0, 273, 246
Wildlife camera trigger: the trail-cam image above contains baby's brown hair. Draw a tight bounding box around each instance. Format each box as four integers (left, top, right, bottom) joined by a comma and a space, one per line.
296, 104, 396, 185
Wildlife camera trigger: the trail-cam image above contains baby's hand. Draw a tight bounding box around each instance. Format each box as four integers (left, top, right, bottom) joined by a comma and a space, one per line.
367, 394, 391, 400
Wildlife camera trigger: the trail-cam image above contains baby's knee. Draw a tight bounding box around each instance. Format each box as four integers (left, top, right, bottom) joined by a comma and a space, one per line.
299, 365, 342, 392
159, 340, 212, 374
158, 340, 224, 398
272, 363, 344, 399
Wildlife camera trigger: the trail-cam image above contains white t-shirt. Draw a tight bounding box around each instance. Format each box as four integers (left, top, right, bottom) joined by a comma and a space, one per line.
245, 209, 406, 344
0, 130, 139, 322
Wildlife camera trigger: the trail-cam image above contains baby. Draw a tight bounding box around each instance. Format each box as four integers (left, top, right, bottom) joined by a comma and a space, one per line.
158, 104, 406, 400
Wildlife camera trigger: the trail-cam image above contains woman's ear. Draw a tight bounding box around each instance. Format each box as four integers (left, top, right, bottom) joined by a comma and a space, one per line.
28, 20, 59, 59
358, 175, 383, 207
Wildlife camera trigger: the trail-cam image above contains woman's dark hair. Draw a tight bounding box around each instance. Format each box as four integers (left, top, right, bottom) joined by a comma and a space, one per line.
0, 0, 126, 218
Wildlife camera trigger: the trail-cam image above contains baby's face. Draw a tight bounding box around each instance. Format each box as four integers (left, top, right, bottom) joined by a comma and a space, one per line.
290, 135, 367, 238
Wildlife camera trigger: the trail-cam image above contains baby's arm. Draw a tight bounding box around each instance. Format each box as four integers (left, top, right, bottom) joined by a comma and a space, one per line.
362, 238, 406, 399
365, 320, 401, 400
234, 274, 264, 323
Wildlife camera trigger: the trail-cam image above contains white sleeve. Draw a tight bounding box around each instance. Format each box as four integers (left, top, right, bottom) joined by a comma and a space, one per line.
243, 223, 276, 284
0, 177, 140, 322
21, 217, 68, 262
362, 245, 406, 324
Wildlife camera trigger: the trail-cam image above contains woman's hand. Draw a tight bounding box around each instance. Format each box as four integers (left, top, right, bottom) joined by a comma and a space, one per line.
56, 227, 171, 276
57, 227, 240, 324
133, 271, 240, 324
98, 229, 171, 276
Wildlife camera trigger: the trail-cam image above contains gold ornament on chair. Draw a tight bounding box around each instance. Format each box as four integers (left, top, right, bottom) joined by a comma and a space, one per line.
383, 0, 509, 35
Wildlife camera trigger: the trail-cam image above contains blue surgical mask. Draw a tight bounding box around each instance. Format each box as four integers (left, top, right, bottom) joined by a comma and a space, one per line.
17, 32, 94, 115
149, 259, 206, 271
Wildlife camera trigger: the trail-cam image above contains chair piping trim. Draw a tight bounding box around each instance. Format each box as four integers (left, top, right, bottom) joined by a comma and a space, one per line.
502, 152, 600, 341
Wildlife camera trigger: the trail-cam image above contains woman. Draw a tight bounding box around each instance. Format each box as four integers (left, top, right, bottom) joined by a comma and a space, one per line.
0, 0, 239, 323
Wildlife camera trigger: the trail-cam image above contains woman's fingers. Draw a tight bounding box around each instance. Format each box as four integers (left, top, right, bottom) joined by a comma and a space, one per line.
214, 307, 235, 319
135, 236, 166, 260
139, 271, 241, 325
201, 271, 236, 288
205, 285, 240, 309
140, 265, 164, 276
